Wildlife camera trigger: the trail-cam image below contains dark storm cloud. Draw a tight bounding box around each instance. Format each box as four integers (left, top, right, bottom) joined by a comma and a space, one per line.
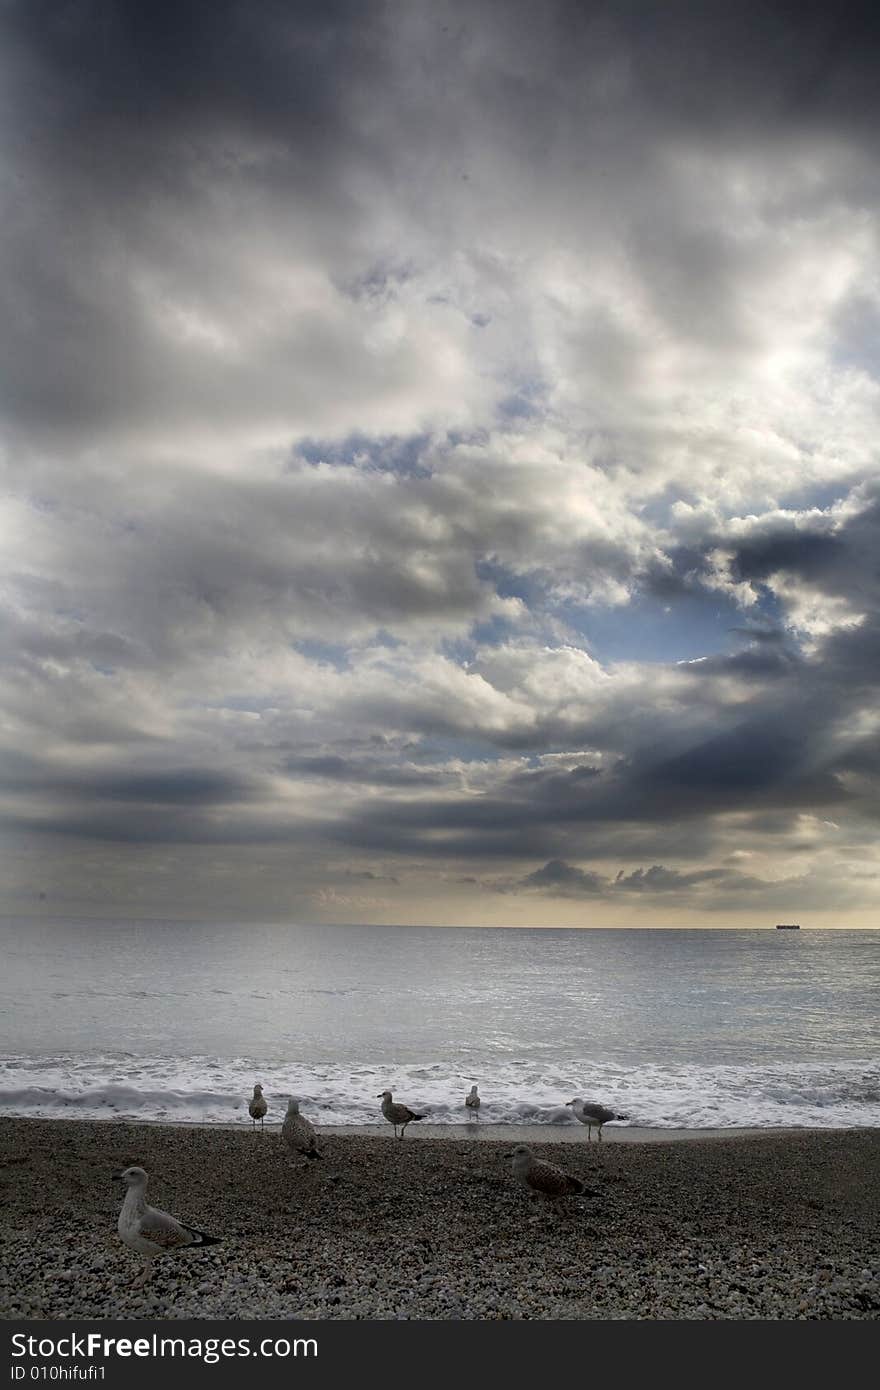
730, 531, 844, 586
91, 769, 254, 804
632, 725, 847, 813
507, 858, 808, 907
622, 1, 880, 143
2, 0, 880, 919
284, 753, 448, 788
729, 626, 788, 645
0, 753, 254, 807
614, 865, 727, 893
521, 859, 604, 894
327, 718, 850, 857
3, 0, 880, 447
0, 0, 452, 453
689, 647, 801, 680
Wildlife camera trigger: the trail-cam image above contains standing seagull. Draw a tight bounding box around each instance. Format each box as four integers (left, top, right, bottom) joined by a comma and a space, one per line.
465, 1084, 481, 1121
507, 1145, 591, 1213
249, 1084, 268, 1130
282, 1097, 322, 1162
377, 1089, 426, 1138
113, 1166, 220, 1287
567, 1098, 627, 1142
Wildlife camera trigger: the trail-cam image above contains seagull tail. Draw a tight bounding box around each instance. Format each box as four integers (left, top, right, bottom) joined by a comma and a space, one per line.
187, 1228, 221, 1247
413, 1113, 427, 1122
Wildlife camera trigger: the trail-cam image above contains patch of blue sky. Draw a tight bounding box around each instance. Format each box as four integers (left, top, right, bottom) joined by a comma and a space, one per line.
474, 553, 791, 664
496, 376, 546, 423
293, 638, 351, 671
412, 733, 510, 764
292, 432, 433, 477
564, 587, 785, 665
54, 604, 88, 624
774, 474, 860, 513
445, 426, 490, 450
440, 611, 533, 672
474, 557, 543, 606
370, 629, 403, 651
341, 259, 417, 303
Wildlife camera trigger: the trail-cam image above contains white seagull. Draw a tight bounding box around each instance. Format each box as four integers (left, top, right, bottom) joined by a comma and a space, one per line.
114, 1166, 220, 1287
377, 1090, 426, 1138
567, 1098, 628, 1142
465, 1084, 481, 1121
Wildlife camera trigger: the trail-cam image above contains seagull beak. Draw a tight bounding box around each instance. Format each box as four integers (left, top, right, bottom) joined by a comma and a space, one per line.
503, 1150, 514, 1159
111, 1170, 124, 1181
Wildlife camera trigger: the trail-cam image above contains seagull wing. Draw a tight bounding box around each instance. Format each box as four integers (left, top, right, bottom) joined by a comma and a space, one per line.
295, 1115, 319, 1150
138, 1206, 200, 1250
526, 1160, 584, 1197
581, 1104, 615, 1123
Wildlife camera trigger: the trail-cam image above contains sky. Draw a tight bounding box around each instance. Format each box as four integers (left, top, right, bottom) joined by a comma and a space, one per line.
2, 0, 879, 927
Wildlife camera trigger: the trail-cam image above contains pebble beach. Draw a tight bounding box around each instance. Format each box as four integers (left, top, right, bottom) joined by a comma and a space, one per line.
1, 1118, 878, 1320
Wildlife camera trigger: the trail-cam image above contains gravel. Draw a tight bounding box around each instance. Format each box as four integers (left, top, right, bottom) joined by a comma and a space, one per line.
1, 1119, 878, 1320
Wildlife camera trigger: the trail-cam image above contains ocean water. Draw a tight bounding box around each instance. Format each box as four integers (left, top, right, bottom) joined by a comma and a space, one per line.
1, 918, 878, 1130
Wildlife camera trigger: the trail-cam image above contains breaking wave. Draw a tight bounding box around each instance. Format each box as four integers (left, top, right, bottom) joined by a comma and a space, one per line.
1, 1054, 878, 1129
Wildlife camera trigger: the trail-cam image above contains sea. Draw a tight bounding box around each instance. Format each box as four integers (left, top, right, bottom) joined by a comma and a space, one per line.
1, 918, 878, 1131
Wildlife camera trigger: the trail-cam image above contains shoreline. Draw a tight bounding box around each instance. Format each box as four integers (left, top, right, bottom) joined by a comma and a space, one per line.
0, 1115, 813, 1143
1, 1117, 878, 1320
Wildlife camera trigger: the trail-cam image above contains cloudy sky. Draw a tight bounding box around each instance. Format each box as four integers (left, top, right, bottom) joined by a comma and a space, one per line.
2, 0, 880, 926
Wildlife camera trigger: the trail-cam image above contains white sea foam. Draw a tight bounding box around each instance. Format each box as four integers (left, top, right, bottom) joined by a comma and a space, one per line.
1, 1054, 878, 1129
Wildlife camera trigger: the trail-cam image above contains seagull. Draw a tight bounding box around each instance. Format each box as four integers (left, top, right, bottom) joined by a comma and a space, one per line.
248, 1083, 267, 1130
465, 1084, 480, 1121
282, 1097, 322, 1162
567, 1098, 628, 1142
377, 1090, 426, 1138
506, 1145, 592, 1213
113, 1166, 220, 1287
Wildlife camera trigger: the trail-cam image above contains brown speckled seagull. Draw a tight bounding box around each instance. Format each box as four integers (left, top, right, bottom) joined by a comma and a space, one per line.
282, 1097, 322, 1162
507, 1145, 593, 1212
378, 1089, 426, 1138
248, 1083, 267, 1130
113, 1166, 220, 1287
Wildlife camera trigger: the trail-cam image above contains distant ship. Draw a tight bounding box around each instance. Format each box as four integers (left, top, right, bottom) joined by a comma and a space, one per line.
775, 923, 801, 930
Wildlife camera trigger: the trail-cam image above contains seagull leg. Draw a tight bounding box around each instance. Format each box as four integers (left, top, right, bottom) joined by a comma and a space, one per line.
132, 1259, 152, 1289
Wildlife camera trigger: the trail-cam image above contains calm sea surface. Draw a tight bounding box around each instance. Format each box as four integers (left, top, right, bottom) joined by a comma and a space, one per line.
1, 918, 877, 1128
